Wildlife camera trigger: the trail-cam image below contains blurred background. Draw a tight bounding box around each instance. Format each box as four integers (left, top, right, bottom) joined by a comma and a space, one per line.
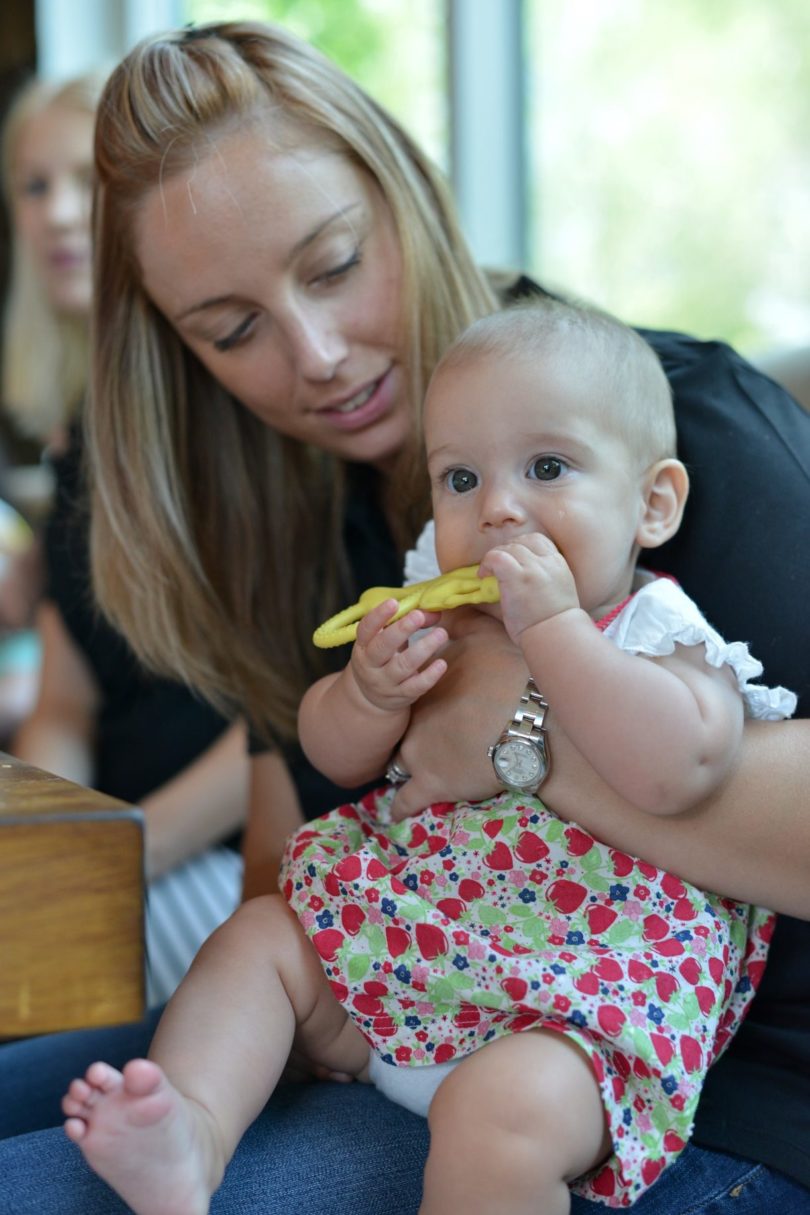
2, 0, 809, 359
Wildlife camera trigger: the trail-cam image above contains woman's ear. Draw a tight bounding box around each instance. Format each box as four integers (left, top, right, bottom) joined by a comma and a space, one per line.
636, 458, 689, 550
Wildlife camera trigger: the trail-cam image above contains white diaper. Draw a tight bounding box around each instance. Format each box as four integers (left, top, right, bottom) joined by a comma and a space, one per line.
368, 1052, 460, 1117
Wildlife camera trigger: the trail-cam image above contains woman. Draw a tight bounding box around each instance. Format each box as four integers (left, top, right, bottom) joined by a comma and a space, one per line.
1, 72, 250, 1006
0, 22, 807, 1214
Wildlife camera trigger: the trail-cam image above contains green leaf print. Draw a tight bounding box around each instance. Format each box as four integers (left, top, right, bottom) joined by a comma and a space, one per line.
665, 1010, 695, 1033
478, 905, 508, 926
365, 924, 386, 956
632, 1027, 655, 1062
604, 918, 639, 946
680, 992, 701, 1021
580, 849, 607, 873
347, 954, 370, 982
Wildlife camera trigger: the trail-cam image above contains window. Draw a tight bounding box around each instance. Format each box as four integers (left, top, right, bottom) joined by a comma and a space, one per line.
527, 0, 810, 354
184, 0, 447, 169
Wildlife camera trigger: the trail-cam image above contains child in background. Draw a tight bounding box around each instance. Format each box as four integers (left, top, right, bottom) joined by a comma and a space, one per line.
61, 300, 795, 1214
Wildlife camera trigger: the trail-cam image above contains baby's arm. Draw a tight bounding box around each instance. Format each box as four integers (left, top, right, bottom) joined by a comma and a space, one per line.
481, 537, 743, 816
299, 599, 447, 787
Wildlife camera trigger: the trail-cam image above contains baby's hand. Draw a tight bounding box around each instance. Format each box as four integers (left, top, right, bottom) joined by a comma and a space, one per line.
478, 534, 579, 643
350, 598, 448, 712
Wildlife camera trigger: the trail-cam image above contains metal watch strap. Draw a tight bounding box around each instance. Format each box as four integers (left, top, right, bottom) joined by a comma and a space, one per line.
507, 677, 548, 742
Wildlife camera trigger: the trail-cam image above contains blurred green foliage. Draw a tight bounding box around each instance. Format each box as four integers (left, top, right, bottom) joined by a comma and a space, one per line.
528, 0, 810, 353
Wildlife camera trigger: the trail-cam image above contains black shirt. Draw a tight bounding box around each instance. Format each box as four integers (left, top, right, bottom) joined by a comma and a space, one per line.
626, 329, 810, 1188
45, 436, 232, 805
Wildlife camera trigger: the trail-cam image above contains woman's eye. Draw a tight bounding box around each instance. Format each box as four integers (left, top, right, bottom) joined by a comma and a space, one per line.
446, 468, 478, 494
20, 176, 48, 198
529, 456, 568, 481
213, 314, 257, 353
316, 250, 361, 285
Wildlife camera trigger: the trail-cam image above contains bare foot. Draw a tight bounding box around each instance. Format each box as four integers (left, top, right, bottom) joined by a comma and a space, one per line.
62, 1058, 223, 1215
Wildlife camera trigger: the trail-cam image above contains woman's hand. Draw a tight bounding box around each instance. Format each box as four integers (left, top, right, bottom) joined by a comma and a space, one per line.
390, 608, 528, 820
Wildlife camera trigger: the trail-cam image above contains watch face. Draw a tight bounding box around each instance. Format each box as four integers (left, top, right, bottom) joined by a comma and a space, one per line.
493, 738, 546, 789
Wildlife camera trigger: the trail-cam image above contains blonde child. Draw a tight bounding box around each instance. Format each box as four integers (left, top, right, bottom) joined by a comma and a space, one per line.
61, 300, 794, 1214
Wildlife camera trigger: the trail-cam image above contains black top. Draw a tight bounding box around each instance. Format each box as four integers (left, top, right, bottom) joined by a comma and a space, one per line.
257, 460, 404, 818
45, 435, 232, 805
628, 328, 810, 1188
257, 305, 810, 1187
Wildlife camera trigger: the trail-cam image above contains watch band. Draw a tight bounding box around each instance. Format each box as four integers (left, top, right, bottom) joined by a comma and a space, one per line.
508, 678, 549, 742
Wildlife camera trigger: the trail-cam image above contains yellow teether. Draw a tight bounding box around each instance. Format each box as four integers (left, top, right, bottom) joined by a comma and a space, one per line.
313, 564, 500, 648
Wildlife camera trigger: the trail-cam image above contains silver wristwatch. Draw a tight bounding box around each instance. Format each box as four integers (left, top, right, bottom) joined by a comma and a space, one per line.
487, 678, 550, 794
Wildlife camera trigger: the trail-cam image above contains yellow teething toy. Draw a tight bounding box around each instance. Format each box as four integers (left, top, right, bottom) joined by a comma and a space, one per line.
313, 565, 500, 648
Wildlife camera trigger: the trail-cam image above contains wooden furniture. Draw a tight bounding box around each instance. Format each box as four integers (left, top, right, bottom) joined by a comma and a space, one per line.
0, 752, 145, 1037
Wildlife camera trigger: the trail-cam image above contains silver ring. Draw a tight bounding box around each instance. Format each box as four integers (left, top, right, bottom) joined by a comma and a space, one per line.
385, 758, 411, 786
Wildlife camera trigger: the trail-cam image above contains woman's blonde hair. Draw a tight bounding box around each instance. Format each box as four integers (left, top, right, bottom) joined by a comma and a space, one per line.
88, 21, 497, 740
1, 71, 105, 442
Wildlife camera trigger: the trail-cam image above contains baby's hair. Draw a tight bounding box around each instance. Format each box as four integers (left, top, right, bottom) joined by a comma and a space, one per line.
433, 296, 677, 468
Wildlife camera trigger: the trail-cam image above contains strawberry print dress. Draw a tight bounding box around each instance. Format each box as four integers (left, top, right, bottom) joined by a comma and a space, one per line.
282, 576, 796, 1208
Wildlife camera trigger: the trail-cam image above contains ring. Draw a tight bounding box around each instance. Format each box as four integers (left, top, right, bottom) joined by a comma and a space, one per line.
385, 758, 411, 786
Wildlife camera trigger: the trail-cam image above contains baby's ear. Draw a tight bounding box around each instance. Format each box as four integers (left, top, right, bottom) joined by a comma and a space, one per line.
636, 459, 689, 550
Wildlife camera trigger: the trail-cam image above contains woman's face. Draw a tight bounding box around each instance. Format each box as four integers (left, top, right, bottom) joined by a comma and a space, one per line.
11, 103, 94, 317
134, 124, 409, 468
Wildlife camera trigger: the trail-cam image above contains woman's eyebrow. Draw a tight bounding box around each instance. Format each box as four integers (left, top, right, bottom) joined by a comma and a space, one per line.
174, 202, 362, 322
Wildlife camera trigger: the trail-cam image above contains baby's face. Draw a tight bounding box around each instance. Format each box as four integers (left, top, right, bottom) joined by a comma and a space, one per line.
423, 349, 651, 617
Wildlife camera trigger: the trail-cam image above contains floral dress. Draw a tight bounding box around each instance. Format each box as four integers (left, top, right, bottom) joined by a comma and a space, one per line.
281, 577, 795, 1208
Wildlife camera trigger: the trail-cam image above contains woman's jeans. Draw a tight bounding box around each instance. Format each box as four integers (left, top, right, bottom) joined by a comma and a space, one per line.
0, 1012, 807, 1214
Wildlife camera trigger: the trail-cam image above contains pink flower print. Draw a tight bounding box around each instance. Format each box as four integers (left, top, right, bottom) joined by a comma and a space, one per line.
629, 1009, 647, 1028
636, 1112, 653, 1134
467, 939, 488, 961
366, 906, 385, 927
453, 828, 472, 847
299, 910, 317, 931
411, 964, 430, 986
692, 937, 708, 957
549, 918, 568, 938
413, 1048, 427, 1061
624, 900, 644, 921
416, 1002, 434, 1016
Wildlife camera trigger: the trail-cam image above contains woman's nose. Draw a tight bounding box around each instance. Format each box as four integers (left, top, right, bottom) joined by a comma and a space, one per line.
287, 308, 348, 382
46, 177, 89, 229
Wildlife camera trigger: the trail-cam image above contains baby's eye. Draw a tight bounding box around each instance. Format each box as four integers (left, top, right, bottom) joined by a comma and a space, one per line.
446, 468, 478, 494
529, 456, 568, 481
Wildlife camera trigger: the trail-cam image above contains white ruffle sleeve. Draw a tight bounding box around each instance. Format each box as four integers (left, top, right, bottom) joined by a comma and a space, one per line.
404, 519, 440, 585
604, 577, 797, 721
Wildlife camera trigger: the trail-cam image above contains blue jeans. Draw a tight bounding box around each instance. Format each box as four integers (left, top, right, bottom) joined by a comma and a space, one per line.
0, 1016, 807, 1214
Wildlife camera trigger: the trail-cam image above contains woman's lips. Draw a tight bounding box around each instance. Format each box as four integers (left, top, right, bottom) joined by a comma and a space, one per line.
49, 248, 89, 271
317, 367, 397, 432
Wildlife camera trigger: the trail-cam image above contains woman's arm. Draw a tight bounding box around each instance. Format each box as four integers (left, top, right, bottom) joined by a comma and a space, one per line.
11, 599, 99, 786
241, 750, 306, 900
139, 719, 249, 879
398, 617, 810, 917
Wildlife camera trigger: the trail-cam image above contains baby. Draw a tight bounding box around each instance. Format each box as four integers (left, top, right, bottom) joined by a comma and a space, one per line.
62, 299, 794, 1214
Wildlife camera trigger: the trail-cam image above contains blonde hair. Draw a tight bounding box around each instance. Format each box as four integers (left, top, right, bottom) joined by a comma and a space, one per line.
436, 296, 677, 467
88, 21, 497, 740
1, 72, 105, 442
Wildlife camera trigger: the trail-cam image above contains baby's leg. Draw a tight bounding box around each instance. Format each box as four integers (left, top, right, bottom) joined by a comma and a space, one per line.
62, 895, 368, 1215
421, 1028, 609, 1215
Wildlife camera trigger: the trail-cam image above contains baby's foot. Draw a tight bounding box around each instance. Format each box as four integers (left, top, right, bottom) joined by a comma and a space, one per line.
62, 1058, 223, 1215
